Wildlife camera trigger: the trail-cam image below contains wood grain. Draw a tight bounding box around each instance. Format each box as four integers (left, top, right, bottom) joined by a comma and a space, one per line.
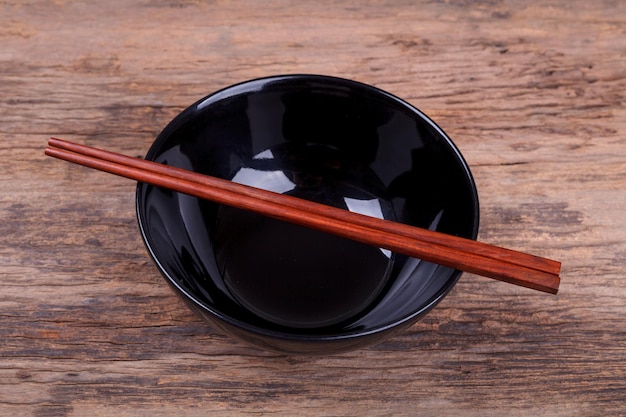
1, 1, 624, 416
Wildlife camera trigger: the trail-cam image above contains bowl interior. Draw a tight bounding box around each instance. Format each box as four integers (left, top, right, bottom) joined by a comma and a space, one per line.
136, 75, 479, 338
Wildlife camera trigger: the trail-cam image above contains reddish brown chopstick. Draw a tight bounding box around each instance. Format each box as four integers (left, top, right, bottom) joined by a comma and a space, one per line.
45, 138, 561, 294
48, 138, 561, 276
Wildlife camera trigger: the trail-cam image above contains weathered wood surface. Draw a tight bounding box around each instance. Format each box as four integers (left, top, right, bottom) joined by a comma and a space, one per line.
1, 1, 624, 416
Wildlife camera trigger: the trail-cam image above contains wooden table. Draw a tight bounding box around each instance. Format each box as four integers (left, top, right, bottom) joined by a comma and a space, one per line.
2, 1, 624, 415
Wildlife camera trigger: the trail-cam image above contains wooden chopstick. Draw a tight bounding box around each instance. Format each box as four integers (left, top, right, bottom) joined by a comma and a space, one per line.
48, 138, 561, 277
45, 138, 561, 294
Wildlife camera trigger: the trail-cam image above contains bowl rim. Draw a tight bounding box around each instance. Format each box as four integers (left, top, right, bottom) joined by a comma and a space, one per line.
135, 73, 480, 343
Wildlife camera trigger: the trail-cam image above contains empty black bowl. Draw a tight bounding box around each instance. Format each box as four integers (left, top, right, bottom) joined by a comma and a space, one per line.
136, 75, 479, 354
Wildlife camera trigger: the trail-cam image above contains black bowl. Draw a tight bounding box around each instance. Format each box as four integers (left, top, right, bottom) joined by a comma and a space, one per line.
136, 75, 479, 354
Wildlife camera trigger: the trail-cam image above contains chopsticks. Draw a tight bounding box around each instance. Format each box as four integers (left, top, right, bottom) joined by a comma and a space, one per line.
45, 137, 561, 294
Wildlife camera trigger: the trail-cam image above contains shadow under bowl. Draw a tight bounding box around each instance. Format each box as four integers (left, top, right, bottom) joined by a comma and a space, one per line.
136, 74, 479, 354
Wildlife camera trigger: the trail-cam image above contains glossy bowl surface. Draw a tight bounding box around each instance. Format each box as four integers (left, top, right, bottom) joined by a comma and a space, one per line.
136, 74, 479, 354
